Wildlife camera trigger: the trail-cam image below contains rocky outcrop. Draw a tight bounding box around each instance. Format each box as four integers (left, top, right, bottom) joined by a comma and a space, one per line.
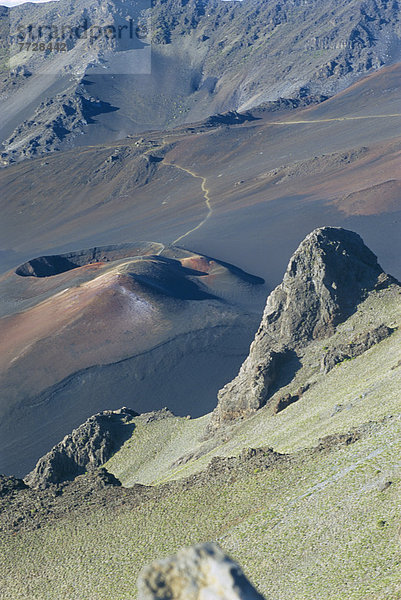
211, 349, 284, 425
203, 111, 257, 128
136, 407, 176, 424
271, 384, 311, 415
3, 0, 401, 162
321, 324, 395, 373
2, 87, 118, 164
0, 474, 28, 497
137, 542, 265, 600
210, 227, 396, 430
25, 407, 137, 488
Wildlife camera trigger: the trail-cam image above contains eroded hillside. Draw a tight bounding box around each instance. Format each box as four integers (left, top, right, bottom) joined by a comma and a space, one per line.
1, 0, 401, 161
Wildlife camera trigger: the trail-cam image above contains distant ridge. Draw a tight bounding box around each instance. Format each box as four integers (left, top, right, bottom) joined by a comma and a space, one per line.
2, 0, 400, 160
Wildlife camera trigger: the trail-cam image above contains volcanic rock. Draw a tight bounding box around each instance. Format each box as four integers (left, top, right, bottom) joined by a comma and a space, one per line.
25, 407, 138, 488
0, 474, 28, 497
321, 324, 395, 373
137, 542, 265, 600
210, 227, 394, 430
3, 0, 400, 160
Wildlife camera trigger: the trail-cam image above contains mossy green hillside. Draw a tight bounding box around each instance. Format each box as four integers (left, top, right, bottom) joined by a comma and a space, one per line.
1, 416, 400, 600
105, 285, 401, 486
1, 287, 400, 599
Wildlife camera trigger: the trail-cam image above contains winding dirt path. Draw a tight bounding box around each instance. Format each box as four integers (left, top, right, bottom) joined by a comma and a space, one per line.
163, 162, 213, 246
142, 140, 213, 248
142, 112, 401, 249
269, 113, 401, 125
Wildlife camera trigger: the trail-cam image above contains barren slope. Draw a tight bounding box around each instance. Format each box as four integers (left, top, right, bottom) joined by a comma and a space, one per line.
2, 0, 401, 160
1, 63, 400, 284
0, 244, 265, 476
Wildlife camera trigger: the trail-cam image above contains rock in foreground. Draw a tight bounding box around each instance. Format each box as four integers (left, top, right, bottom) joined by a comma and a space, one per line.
137, 542, 265, 600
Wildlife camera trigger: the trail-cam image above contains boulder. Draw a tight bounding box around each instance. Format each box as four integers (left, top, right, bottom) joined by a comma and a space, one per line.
137, 542, 265, 600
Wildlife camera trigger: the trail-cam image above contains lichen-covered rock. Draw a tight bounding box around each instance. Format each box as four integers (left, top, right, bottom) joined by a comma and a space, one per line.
137, 542, 266, 600
211, 349, 283, 424
270, 384, 310, 415
24, 407, 137, 488
210, 227, 396, 430
321, 324, 395, 373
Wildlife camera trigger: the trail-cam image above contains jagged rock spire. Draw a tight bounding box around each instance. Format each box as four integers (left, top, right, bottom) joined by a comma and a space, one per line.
209, 227, 395, 430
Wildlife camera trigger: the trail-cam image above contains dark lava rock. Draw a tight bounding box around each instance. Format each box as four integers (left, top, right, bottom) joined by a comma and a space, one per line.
2, 87, 118, 164
0, 467, 153, 534
313, 431, 362, 452
203, 110, 257, 127
137, 407, 176, 424
25, 407, 138, 488
209, 227, 397, 430
85, 467, 122, 489
321, 324, 395, 373
15, 242, 160, 277
0, 474, 28, 497
271, 384, 310, 415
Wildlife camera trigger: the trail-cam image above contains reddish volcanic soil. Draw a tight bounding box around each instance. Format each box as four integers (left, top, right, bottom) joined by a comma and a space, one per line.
179, 256, 214, 273
335, 179, 401, 216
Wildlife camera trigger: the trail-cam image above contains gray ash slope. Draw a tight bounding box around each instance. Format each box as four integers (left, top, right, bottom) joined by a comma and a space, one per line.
2, 0, 401, 161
